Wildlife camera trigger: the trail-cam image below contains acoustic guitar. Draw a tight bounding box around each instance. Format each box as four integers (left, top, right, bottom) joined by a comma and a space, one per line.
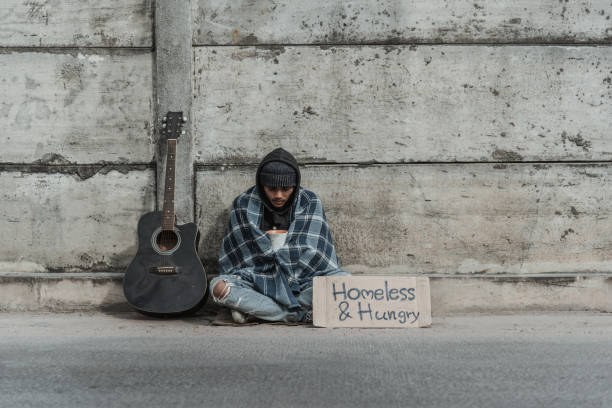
123, 111, 208, 316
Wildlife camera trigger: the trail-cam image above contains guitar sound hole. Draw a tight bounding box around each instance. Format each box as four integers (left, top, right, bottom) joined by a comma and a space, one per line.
156, 230, 179, 251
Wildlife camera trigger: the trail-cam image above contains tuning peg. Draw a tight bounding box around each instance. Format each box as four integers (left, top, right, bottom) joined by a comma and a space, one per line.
182, 116, 188, 123
162, 116, 167, 123
162, 123, 167, 128
181, 130, 186, 135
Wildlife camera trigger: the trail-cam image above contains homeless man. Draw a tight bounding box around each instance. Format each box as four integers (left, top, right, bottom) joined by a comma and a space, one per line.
210, 147, 349, 324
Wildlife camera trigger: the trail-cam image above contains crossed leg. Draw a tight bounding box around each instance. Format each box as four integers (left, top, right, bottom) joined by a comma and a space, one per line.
209, 275, 305, 322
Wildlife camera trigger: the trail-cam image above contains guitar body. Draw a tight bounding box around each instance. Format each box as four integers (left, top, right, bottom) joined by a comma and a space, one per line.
124, 211, 208, 316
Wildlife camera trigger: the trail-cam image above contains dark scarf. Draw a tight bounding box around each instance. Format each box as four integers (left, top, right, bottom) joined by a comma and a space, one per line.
261, 200, 292, 231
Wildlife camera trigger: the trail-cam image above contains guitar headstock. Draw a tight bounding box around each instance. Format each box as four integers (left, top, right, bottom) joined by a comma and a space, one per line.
161, 111, 187, 140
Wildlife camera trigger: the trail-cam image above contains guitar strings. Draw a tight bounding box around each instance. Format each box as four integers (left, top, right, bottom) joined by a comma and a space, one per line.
157, 116, 181, 272
162, 125, 176, 270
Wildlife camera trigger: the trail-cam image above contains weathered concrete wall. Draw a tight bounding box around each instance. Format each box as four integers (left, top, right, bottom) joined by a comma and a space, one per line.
0, 169, 155, 272
0, 50, 153, 164
1, 0, 611, 315
193, 0, 612, 45
196, 164, 612, 274
155, 0, 195, 223
431, 274, 612, 314
192, 1, 612, 278
0, 1, 154, 274
0, 272, 126, 311
0, 0, 152, 47
3, 272, 611, 314
193, 45, 612, 164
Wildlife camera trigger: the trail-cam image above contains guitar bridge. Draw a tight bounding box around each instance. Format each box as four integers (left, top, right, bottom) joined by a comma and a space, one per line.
150, 266, 179, 275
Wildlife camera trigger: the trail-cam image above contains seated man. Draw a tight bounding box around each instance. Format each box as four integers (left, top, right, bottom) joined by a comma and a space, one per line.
210, 147, 349, 324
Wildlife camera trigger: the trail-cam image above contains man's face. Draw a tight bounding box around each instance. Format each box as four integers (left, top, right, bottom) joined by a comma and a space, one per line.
263, 186, 295, 208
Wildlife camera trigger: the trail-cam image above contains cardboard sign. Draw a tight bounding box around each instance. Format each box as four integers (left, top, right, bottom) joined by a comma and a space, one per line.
313, 276, 432, 328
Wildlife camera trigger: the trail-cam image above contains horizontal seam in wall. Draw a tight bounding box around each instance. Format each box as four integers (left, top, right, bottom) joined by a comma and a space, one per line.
1, 272, 609, 279
0, 46, 153, 54
0, 163, 155, 180
3, 161, 610, 169
3, 43, 609, 53
0, 272, 125, 278
427, 273, 612, 278
196, 160, 612, 169
0, 163, 155, 168
192, 41, 612, 48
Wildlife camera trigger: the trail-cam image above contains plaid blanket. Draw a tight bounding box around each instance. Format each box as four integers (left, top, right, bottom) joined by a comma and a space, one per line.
218, 186, 346, 309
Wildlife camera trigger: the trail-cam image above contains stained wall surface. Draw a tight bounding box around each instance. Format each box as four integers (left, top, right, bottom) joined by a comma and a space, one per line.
191, 1, 612, 274
0, 1, 155, 272
1, 1, 611, 279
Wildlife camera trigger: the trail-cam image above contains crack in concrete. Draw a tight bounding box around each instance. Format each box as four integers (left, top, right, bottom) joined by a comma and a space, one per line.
0, 163, 154, 180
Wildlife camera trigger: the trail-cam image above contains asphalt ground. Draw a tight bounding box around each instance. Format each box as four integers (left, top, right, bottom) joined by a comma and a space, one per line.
1, 311, 611, 408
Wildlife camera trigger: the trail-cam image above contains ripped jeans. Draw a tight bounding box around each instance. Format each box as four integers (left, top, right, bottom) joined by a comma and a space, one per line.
210, 271, 350, 323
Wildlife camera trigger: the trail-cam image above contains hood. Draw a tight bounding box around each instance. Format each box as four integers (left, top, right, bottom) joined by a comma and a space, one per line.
256, 147, 301, 214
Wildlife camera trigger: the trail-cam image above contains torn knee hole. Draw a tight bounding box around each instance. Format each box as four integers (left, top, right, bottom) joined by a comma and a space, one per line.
213, 280, 230, 300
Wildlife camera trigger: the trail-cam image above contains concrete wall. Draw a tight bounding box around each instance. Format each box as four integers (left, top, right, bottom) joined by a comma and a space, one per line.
0, 1, 155, 273
1, 1, 611, 291
192, 1, 612, 275
196, 164, 612, 275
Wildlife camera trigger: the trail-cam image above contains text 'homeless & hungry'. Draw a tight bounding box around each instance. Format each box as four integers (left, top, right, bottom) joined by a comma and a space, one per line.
332, 281, 420, 324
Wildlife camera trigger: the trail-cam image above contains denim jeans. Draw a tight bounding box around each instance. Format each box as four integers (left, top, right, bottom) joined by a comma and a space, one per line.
210, 270, 350, 323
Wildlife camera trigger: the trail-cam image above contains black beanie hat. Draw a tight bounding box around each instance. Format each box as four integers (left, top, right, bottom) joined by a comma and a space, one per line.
259, 161, 297, 187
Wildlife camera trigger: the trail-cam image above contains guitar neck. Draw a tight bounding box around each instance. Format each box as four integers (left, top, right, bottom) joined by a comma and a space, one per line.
161, 139, 177, 230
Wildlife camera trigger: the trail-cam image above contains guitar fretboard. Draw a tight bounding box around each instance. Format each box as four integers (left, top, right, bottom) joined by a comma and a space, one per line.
161, 139, 177, 230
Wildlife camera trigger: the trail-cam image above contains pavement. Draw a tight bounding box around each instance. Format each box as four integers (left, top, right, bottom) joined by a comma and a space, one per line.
1, 311, 611, 408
